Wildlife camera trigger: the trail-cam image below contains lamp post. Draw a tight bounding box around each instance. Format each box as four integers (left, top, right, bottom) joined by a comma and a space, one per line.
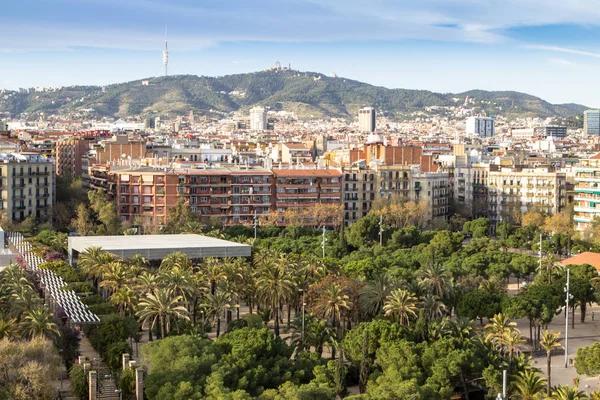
565, 268, 573, 368
378, 214, 383, 246
321, 226, 327, 259
253, 211, 258, 240
201, 310, 205, 334
115, 389, 123, 400
299, 289, 306, 347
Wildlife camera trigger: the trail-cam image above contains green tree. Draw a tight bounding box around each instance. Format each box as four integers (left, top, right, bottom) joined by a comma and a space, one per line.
457, 288, 503, 325
575, 342, 600, 376
540, 330, 562, 395
383, 289, 418, 327
137, 288, 190, 339
512, 369, 547, 400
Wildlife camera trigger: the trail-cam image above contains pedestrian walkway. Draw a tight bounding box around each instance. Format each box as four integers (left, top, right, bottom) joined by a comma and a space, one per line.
79, 336, 119, 400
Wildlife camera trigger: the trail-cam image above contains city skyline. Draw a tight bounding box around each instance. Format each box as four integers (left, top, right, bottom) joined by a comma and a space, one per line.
3, 1, 600, 106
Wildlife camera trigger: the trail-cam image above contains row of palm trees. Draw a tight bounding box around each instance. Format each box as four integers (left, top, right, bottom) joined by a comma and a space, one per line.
0, 264, 60, 340
75, 247, 464, 342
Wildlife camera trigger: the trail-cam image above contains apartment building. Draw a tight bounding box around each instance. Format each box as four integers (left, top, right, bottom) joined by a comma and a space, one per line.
271, 143, 313, 164
55, 138, 89, 179
377, 165, 450, 220
466, 117, 495, 138
574, 155, 600, 231
273, 169, 342, 225
0, 153, 55, 222
358, 107, 376, 133
94, 135, 147, 164
92, 165, 273, 227
487, 166, 567, 224
584, 110, 600, 135
342, 166, 376, 225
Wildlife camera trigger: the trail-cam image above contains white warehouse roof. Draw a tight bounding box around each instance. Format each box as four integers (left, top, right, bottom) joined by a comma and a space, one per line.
68, 234, 251, 263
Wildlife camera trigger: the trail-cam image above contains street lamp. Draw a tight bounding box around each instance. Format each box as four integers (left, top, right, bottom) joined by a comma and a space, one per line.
201, 310, 205, 333
378, 214, 383, 246
564, 268, 574, 368
299, 289, 306, 347
115, 389, 123, 400
253, 211, 258, 240
321, 226, 327, 259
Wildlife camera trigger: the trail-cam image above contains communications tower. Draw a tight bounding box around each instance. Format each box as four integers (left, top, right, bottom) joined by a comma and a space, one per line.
163, 27, 169, 76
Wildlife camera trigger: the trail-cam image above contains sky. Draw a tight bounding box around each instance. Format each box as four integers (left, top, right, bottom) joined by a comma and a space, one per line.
3, 0, 600, 106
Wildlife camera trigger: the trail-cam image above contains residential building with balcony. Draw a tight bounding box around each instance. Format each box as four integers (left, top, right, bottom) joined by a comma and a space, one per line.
90, 164, 272, 227
342, 166, 376, 225
574, 155, 600, 230
487, 166, 567, 225
273, 169, 342, 225
56, 138, 90, 179
0, 153, 55, 222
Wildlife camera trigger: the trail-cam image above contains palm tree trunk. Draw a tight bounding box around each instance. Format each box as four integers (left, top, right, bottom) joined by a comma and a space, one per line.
547, 353, 552, 395
529, 319, 534, 353
160, 315, 166, 340
274, 307, 280, 337
216, 317, 221, 338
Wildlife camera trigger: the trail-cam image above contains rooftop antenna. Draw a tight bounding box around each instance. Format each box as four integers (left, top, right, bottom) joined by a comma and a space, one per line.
163, 26, 169, 77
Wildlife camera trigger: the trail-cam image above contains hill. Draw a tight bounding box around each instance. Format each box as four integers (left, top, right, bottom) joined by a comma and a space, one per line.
0, 70, 588, 120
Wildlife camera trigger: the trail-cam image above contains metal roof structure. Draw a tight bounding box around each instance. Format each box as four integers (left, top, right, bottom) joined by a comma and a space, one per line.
7, 232, 100, 325
68, 234, 251, 262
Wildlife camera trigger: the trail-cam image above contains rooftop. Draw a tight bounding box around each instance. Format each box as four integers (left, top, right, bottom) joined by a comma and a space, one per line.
560, 252, 600, 271
68, 234, 251, 261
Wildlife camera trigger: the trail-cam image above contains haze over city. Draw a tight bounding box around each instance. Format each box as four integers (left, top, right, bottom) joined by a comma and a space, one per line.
4, 1, 600, 106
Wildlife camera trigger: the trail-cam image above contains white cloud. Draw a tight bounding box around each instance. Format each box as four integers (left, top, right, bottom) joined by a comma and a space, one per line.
4, 0, 600, 51
525, 45, 600, 59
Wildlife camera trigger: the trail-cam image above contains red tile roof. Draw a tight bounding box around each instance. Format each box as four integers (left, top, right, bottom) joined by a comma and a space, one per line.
560, 252, 600, 271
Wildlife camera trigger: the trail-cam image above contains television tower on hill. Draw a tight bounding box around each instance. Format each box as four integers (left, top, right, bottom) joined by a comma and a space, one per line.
163, 26, 169, 76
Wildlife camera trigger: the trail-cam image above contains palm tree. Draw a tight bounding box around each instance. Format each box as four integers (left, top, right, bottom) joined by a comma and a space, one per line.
202, 258, 228, 295
19, 308, 60, 339
312, 281, 352, 358
0, 317, 19, 340
110, 287, 138, 317
158, 267, 194, 303
78, 247, 115, 288
549, 385, 588, 399
383, 288, 418, 326
421, 293, 447, 320
136, 288, 190, 339
159, 252, 192, 272
134, 271, 159, 297
485, 313, 517, 344
256, 255, 294, 337
203, 289, 231, 338
100, 261, 132, 295
540, 330, 563, 395
359, 272, 395, 318
512, 370, 546, 400
420, 264, 451, 298
502, 329, 526, 369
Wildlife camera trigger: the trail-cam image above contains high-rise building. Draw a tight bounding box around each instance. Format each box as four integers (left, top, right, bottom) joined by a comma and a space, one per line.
250, 107, 267, 131
0, 121, 7, 131
584, 110, 600, 135
56, 138, 89, 179
533, 126, 567, 138
466, 117, 495, 137
358, 107, 376, 133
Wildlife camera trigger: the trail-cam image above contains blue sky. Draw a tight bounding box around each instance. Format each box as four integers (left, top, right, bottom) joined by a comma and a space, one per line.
3, 0, 600, 106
